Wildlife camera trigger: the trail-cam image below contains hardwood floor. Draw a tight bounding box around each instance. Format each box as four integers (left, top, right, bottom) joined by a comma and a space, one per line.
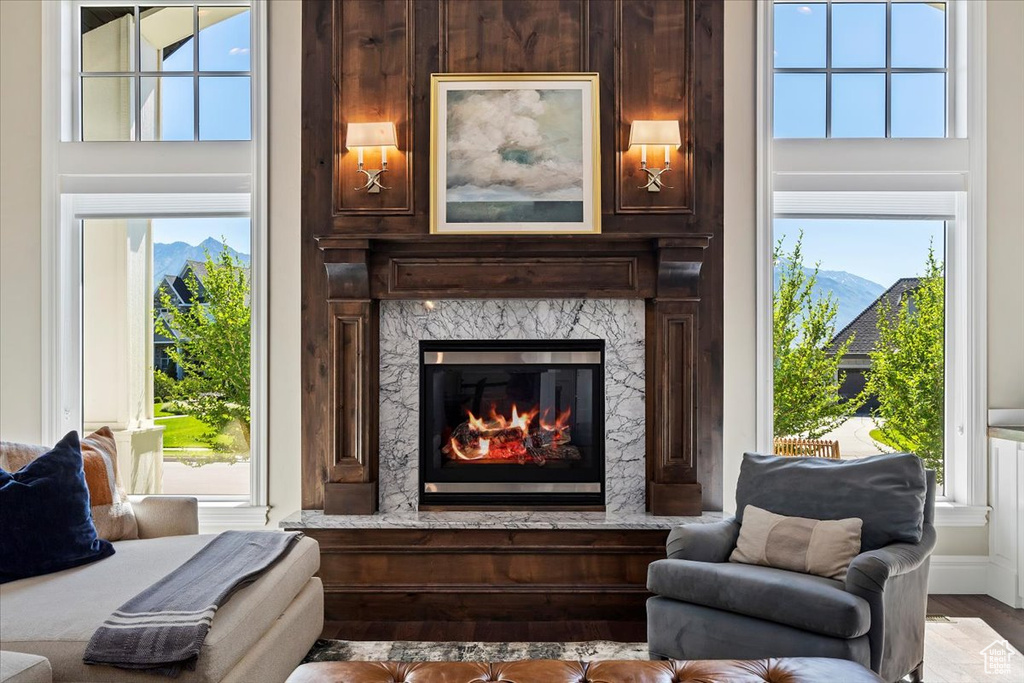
321, 620, 647, 643
928, 594, 1024, 652
322, 595, 1022, 649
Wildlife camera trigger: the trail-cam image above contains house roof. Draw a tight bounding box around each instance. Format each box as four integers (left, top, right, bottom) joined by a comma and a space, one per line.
828, 277, 922, 355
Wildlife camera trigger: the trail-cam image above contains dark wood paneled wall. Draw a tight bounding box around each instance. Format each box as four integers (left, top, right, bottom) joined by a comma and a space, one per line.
290, 527, 670, 622
301, 0, 724, 515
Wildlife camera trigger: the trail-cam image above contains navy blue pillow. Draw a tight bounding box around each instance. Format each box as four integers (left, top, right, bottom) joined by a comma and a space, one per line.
0, 431, 115, 583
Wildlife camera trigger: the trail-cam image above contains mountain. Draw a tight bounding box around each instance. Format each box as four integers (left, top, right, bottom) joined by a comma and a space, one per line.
153, 237, 250, 286
774, 264, 886, 332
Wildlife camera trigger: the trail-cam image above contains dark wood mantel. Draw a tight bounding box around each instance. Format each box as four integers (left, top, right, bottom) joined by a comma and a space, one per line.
300, 0, 724, 516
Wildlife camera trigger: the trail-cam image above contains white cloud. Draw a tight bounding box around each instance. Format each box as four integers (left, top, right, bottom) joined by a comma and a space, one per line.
445, 89, 584, 199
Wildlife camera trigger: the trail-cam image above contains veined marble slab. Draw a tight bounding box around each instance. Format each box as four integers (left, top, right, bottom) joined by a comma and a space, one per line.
378, 299, 646, 513
280, 509, 723, 530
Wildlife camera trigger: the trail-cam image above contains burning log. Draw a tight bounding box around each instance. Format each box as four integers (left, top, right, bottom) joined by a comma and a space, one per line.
442, 404, 579, 464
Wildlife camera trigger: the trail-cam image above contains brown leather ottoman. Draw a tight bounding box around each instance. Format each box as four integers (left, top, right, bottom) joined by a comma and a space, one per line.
286, 657, 884, 682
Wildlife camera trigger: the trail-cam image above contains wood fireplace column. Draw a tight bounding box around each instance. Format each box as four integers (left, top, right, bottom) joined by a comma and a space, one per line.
318, 239, 379, 515
647, 236, 711, 517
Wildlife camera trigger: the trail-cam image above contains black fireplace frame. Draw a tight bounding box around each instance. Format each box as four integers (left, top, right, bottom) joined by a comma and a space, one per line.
418, 339, 606, 509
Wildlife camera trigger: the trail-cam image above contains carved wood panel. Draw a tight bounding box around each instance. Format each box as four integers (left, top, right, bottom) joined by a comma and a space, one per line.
327, 300, 379, 488
334, 0, 414, 215
441, 0, 588, 73
615, 0, 694, 214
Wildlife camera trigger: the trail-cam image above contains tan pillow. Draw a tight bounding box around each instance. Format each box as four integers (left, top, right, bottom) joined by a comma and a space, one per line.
0, 428, 138, 541
730, 504, 862, 581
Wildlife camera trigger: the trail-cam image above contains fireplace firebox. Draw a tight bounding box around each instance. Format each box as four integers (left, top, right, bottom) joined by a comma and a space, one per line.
419, 340, 605, 508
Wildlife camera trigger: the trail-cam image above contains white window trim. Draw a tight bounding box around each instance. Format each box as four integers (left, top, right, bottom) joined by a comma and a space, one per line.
40, 1, 269, 527
756, 0, 989, 526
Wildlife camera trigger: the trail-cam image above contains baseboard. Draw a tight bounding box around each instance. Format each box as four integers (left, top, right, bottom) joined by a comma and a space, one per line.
986, 558, 1023, 608
928, 555, 990, 594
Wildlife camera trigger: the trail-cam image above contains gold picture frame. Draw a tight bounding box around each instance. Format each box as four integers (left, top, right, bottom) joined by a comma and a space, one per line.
430, 73, 601, 235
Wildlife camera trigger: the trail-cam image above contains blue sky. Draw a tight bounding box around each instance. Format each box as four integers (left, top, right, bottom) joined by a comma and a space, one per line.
775, 219, 944, 287
158, 9, 250, 141
153, 10, 251, 253
774, 2, 946, 138
153, 217, 250, 254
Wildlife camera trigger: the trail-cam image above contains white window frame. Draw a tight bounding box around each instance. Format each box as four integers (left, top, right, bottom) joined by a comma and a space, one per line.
757, 0, 989, 527
40, 0, 269, 529
72, 1, 254, 142
772, 0, 958, 140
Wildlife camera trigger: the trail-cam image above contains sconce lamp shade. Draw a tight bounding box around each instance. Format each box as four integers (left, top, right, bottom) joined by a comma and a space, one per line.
628, 120, 681, 148
346, 122, 398, 149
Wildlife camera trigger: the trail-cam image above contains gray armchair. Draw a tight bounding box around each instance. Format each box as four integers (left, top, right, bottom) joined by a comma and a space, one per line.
647, 453, 936, 683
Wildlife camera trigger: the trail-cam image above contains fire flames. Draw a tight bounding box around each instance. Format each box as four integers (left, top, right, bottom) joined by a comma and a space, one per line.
443, 404, 579, 465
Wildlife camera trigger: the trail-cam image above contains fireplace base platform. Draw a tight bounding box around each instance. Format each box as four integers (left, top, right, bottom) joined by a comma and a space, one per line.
282, 510, 719, 622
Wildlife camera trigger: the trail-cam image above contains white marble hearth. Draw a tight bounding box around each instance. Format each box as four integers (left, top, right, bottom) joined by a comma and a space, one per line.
377, 299, 646, 513
280, 509, 723, 530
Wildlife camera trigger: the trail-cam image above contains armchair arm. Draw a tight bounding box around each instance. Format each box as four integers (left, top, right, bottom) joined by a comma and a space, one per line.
134, 496, 199, 539
844, 523, 937, 678
666, 517, 740, 562
845, 524, 937, 595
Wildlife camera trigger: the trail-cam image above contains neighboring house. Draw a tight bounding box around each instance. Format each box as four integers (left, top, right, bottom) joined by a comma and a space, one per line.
153, 259, 249, 380
827, 277, 922, 415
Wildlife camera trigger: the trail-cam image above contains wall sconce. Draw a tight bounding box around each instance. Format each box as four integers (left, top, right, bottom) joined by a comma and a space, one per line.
628, 120, 681, 192
346, 122, 398, 194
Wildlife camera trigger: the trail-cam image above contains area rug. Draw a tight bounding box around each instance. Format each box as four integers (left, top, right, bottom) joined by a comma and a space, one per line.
305, 619, 1022, 683
303, 640, 648, 664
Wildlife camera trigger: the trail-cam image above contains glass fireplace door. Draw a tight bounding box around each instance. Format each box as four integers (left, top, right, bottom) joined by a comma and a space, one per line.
419, 340, 605, 508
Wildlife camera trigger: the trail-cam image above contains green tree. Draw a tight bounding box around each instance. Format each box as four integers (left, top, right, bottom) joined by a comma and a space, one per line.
864, 247, 944, 479
155, 244, 250, 449
773, 234, 859, 438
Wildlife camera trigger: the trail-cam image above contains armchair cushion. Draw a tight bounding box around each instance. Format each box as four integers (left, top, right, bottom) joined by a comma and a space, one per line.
0, 651, 52, 683
735, 452, 927, 551
647, 559, 871, 639
133, 496, 199, 538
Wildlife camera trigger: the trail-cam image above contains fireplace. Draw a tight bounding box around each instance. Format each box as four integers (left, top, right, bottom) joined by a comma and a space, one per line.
419, 339, 605, 508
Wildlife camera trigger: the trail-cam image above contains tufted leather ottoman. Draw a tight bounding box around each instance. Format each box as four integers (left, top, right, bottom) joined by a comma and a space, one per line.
286, 657, 884, 682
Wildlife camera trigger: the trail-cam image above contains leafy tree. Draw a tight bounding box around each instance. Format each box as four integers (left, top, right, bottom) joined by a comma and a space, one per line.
864, 247, 944, 479
155, 244, 250, 449
773, 233, 859, 438
153, 369, 176, 402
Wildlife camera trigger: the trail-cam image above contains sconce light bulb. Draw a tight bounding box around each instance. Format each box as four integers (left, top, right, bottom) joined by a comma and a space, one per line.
640, 144, 647, 168
356, 147, 365, 170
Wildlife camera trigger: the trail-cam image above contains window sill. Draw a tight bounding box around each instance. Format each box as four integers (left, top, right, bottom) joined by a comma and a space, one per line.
198, 501, 269, 531
933, 502, 990, 527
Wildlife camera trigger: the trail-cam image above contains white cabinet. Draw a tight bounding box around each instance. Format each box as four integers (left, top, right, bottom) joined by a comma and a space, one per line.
988, 436, 1024, 608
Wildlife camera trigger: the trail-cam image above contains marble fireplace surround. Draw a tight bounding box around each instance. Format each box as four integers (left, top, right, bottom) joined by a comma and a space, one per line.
377, 299, 647, 513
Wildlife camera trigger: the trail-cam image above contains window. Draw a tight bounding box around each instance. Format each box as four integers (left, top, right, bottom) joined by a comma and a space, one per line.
79, 5, 251, 141
43, 1, 266, 526
773, 1, 949, 138
771, 218, 947, 478
82, 216, 251, 496
758, 1, 987, 521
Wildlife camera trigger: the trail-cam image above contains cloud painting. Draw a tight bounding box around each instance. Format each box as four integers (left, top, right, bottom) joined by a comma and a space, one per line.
444, 88, 586, 223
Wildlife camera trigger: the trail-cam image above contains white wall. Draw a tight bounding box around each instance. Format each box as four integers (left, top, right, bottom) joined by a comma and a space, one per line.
0, 0, 43, 444
986, 0, 1024, 411
265, 0, 302, 528
722, 0, 757, 516
0, 1, 1020, 554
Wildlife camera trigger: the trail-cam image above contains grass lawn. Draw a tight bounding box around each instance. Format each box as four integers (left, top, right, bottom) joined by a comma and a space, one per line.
154, 403, 245, 450
156, 413, 214, 448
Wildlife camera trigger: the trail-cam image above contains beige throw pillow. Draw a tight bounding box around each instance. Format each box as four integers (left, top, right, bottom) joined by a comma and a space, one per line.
0, 428, 138, 541
730, 504, 862, 581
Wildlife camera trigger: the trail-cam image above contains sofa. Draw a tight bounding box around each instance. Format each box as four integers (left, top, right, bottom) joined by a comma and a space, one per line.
646, 453, 935, 683
0, 497, 324, 683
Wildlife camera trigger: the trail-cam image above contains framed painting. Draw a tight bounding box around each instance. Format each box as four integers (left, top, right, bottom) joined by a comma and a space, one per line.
430, 73, 601, 235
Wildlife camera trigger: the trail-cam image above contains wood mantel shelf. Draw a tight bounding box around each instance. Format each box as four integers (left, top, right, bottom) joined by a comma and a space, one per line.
300, 0, 724, 519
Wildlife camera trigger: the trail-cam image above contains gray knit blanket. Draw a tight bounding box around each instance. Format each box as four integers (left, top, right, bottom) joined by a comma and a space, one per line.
83, 530, 302, 677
